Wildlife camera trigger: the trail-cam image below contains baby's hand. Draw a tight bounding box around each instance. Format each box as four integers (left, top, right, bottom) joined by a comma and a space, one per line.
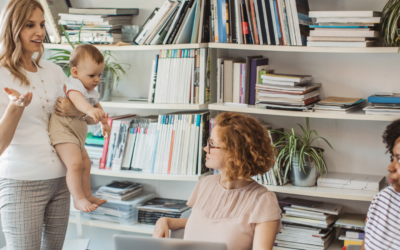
101, 122, 111, 140
87, 107, 105, 123
4, 88, 32, 108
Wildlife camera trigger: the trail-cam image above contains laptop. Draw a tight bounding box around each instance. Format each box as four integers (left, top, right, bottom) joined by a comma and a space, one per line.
114, 235, 227, 250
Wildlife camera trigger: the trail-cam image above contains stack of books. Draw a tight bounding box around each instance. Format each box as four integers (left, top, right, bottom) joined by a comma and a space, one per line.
364, 93, 400, 115
83, 192, 156, 225
95, 181, 143, 201
313, 97, 366, 113
257, 73, 320, 111
335, 213, 366, 247
317, 172, 384, 191
133, 0, 210, 45
211, 0, 312, 45
148, 49, 210, 105
307, 11, 381, 47
276, 197, 343, 250
137, 198, 192, 225
59, 8, 139, 44
99, 112, 210, 177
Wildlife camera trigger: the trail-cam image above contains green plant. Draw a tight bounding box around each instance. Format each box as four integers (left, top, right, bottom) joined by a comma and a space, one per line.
48, 23, 128, 86
382, 0, 400, 48
271, 118, 333, 180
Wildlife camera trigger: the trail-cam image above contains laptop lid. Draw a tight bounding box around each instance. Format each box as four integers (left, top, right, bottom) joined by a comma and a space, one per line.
114, 235, 227, 250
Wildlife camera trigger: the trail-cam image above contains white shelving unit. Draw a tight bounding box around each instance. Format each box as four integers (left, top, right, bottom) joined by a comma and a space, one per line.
208, 103, 399, 122
265, 184, 377, 202
69, 217, 154, 235
44, 43, 209, 51
91, 168, 207, 181
100, 97, 208, 110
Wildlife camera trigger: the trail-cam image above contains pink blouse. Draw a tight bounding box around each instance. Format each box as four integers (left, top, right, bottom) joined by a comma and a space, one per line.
184, 174, 282, 250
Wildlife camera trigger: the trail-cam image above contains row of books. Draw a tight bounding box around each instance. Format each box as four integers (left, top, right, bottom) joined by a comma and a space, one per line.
99, 112, 210, 176
59, 8, 139, 44
147, 49, 210, 104
307, 11, 382, 48
212, 0, 311, 45
133, 0, 211, 45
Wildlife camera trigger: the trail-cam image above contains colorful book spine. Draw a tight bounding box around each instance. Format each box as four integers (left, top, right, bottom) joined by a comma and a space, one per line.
249, 0, 259, 44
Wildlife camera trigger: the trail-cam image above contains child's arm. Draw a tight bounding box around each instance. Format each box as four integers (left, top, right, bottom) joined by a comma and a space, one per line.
68, 91, 104, 123
94, 102, 111, 139
0, 88, 33, 156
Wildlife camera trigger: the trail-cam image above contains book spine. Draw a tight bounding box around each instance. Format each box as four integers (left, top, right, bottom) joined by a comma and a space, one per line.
272, 0, 283, 45
244, 0, 254, 44
281, 0, 291, 45
226, 1, 230, 43
211, 0, 215, 42
229, 0, 237, 43
100, 117, 113, 169
249, 0, 259, 44
201, 0, 211, 43
167, 1, 191, 44
241, 4, 250, 44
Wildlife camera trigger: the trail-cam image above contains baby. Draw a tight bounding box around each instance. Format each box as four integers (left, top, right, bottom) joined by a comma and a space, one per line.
49, 44, 109, 212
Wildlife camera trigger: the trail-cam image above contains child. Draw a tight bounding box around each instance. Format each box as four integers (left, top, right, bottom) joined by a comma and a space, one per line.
49, 44, 109, 212
360, 119, 400, 249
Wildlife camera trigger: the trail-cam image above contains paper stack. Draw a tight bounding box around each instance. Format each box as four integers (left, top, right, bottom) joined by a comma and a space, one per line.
257, 73, 320, 111
276, 197, 343, 250
95, 181, 143, 201
364, 92, 400, 115
313, 97, 366, 113
335, 213, 366, 247
137, 198, 192, 225
317, 172, 385, 191
307, 11, 381, 47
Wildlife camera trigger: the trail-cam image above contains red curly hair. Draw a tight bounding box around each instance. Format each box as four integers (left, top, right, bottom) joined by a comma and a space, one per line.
215, 112, 276, 182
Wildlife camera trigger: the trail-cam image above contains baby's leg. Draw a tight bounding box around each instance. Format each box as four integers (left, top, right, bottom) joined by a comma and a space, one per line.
55, 143, 97, 212
81, 148, 107, 206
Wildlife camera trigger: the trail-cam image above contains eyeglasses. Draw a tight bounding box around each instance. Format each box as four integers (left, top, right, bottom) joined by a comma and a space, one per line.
206, 138, 224, 154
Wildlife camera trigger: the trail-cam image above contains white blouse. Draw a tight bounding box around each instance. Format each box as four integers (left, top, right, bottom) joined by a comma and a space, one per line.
0, 60, 68, 180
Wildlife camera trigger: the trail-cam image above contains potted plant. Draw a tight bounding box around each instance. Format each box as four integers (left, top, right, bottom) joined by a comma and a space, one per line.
48, 24, 128, 101
382, 0, 400, 48
271, 118, 333, 187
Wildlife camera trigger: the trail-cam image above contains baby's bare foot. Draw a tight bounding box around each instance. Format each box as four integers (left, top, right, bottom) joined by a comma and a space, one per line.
87, 195, 107, 206
74, 198, 98, 212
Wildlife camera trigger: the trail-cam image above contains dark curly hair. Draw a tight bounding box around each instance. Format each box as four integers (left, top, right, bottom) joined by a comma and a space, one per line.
382, 119, 400, 160
215, 112, 276, 182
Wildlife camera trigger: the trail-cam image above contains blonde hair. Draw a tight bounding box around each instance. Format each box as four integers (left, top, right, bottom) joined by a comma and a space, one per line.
0, 0, 45, 86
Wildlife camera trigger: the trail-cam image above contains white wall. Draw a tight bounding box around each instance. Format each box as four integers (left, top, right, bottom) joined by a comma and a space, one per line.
0, 0, 398, 249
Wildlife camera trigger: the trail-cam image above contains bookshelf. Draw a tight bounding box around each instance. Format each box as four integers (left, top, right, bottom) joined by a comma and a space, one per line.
208, 103, 399, 122
91, 168, 207, 181
100, 97, 208, 110
265, 184, 377, 202
43, 43, 209, 51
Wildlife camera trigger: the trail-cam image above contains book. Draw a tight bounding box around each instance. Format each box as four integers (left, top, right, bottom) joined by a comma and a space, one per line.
68, 8, 139, 15
334, 213, 366, 230
368, 93, 400, 104
307, 36, 374, 42
315, 17, 382, 24
318, 97, 362, 106
290, 0, 312, 46
132, 8, 160, 44
261, 73, 312, 83
309, 11, 381, 18
256, 82, 321, 92
245, 56, 262, 103
100, 114, 136, 169
240, 4, 250, 44
249, 58, 269, 105
39, 0, 61, 43
111, 121, 130, 171
310, 29, 380, 38
317, 172, 385, 191
345, 231, 365, 239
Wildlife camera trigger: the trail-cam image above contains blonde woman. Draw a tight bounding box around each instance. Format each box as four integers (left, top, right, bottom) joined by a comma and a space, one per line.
153, 112, 282, 250
0, 0, 93, 249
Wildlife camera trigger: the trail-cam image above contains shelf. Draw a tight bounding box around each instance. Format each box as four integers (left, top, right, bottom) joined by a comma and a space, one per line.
44, 43, 209, 51
265, 183, 377, 201
208, 43, 399, 53
69, 218, 154, 234
100, 97, 208, 110
208, 103, 400, 121
91, 168, 207, 181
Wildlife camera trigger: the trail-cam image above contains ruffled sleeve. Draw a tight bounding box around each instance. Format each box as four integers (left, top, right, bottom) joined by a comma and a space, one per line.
64, 77, 85, 97
248, 191, 282, 232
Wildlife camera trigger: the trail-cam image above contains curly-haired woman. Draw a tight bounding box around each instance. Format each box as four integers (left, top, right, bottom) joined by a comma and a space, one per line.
153, 112, 282, 250
360, 119, 400, 250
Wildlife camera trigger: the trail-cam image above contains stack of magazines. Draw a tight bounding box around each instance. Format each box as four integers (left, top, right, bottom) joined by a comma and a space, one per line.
137, 198, 192, 225
95, 181, 143, 201
314, 97, 365, 113
257, 73, 320, 111
364, 93, 400, 115
83, 192, 155, 225
275, 197, 343, 250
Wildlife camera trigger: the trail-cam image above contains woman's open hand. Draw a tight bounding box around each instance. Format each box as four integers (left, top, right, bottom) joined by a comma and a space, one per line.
153, 217, 170, 238
4, 88, 32, 108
